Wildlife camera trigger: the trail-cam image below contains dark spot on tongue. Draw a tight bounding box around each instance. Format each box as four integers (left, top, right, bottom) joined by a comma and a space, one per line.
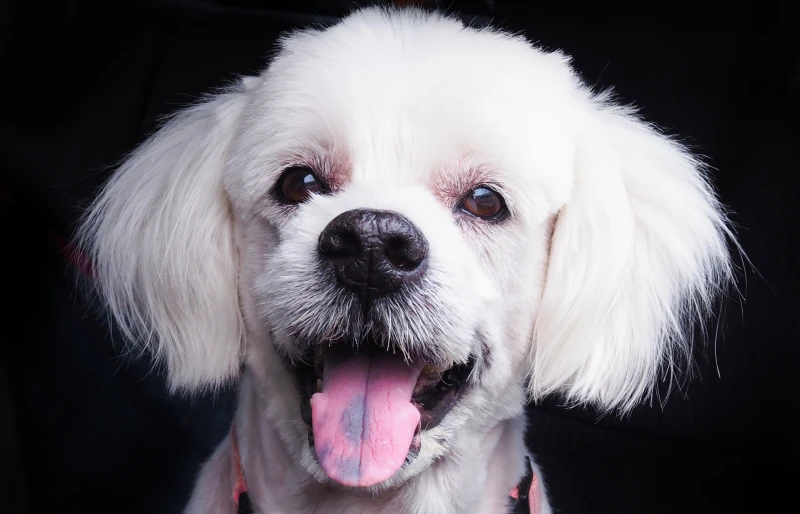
342, 394, 366, 446
337, 454, 362, 485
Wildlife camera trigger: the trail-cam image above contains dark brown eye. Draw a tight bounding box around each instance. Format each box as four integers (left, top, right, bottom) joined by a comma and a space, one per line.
276, 166, 325, 204
458, 186, 507, 220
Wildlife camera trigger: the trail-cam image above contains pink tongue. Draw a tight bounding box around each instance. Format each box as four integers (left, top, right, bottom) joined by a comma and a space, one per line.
310, 352, 423, 487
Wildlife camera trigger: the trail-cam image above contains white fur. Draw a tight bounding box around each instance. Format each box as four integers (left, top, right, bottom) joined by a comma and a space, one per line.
529, 93, 733, 411
78, 7, 734, 513
78, 90, 249, 391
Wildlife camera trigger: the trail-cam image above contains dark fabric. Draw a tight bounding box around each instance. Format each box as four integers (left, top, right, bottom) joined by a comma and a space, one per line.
1, 1, 797, 513
510, 456, 535, 514
237, 493, 254, 514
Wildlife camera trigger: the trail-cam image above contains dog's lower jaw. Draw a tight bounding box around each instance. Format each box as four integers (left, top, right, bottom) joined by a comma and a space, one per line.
184, 370, 539, 514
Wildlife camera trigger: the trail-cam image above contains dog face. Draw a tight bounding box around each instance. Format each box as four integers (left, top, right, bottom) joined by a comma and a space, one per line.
79, 8, 733, 492
225, 12, 579, 487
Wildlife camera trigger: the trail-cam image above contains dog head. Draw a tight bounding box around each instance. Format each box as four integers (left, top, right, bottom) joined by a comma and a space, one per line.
79, 7, 733, 492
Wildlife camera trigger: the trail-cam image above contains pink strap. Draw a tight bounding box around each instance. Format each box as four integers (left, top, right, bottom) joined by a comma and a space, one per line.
231, 429, 247, 506
509, 471, 542, 513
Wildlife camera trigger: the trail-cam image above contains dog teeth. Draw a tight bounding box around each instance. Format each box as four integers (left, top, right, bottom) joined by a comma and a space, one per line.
421, 364, 439, 376
316, 379, 323, 393
413, 364, 444, 398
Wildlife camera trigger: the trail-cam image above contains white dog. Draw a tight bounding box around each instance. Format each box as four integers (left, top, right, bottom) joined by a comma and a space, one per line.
78, 7, 734, 514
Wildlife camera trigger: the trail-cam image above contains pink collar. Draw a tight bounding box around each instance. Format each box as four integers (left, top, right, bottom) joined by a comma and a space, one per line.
230, 428, 541, 514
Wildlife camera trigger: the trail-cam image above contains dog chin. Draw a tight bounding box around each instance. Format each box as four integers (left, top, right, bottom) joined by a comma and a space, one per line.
301, 432, 439, 492
281, 335, 477, 490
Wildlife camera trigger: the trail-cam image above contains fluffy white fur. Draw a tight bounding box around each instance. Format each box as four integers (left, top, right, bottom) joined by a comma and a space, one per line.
78, 7, 734, 514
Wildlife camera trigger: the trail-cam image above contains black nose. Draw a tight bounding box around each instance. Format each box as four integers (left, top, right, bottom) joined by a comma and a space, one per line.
318, 209, 428, 299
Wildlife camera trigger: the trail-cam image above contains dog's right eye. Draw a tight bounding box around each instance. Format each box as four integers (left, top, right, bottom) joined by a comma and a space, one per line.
275, 166, 326, 204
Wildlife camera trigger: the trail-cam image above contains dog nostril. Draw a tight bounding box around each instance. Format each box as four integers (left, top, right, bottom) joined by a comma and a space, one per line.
319, 229, 360, 258
384, 236, 422, 272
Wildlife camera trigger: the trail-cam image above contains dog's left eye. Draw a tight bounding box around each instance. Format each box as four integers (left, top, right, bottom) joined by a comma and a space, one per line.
458, 186, 508, 221
276, 166, 326, 204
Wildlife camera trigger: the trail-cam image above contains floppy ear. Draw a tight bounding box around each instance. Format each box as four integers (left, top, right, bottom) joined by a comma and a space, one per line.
529, 93, 735, 412
78, 83, 253, 392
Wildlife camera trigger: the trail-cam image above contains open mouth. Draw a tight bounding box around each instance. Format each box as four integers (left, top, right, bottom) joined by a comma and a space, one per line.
290, 338, 474, 488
